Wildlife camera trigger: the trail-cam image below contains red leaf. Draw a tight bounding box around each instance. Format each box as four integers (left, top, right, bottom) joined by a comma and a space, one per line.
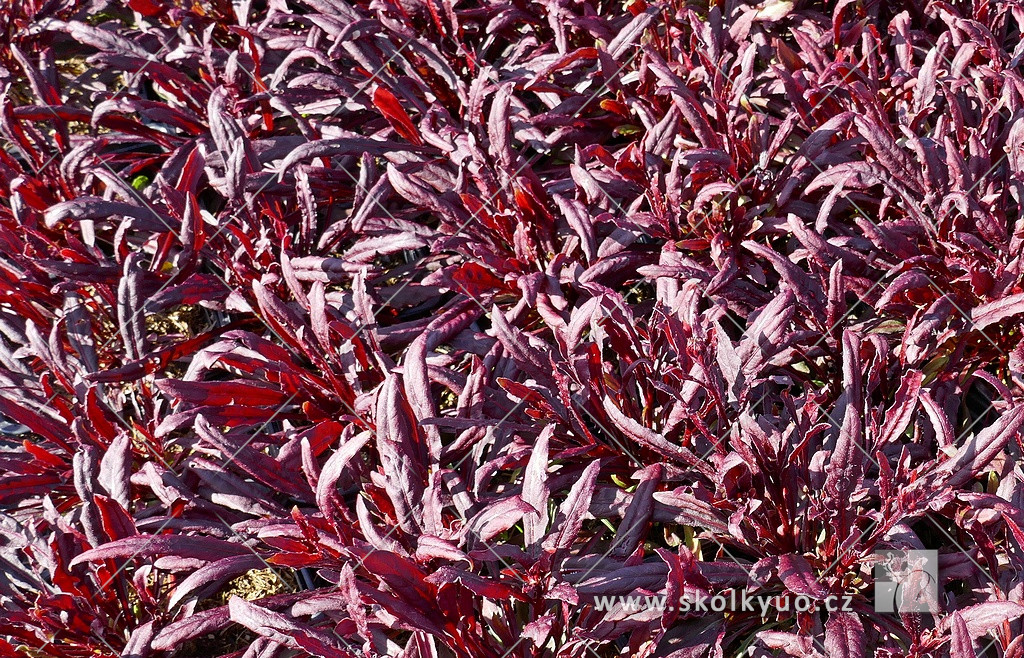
156, 379, 292, 407
373, 87, 422, 145
127, 0, 165, 17
450, 262, 506, 298
22, 439, 64, 469
93, 494, 136, 541
266, 552, 322, 568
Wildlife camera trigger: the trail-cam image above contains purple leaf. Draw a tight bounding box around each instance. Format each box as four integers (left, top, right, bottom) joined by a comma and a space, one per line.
376, 375, 428, 534
228, 596, 356, 658
467, 495, 536, 542
971, 292, 1024, 330
69, 535, 248, 567
940, 601, 1024, 639
777, 554, 827, 599
168, 554, 266, 608
522, 426, 552, 547
601, 397, 715, 478
939, 406, 1024, 488
542, 459, 600, 554
949, 612, 977, 658
98, 432, 132, 508
824, 612, 864, 658
315, 429, 372, 514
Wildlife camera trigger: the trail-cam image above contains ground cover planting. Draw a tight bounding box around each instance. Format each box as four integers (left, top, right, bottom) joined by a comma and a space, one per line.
3, 0, 1024, 656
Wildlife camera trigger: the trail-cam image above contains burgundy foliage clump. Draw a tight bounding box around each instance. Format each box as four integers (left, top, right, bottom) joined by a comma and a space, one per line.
3, 0, 1024, 656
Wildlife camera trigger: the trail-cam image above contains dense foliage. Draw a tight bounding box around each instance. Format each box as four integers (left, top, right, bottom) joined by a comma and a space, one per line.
4, 0, 1024, 656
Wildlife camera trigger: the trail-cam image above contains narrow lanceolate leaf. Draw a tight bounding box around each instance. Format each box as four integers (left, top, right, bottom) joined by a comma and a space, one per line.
467, 495, 537, 542
193, 417, 306, 498
958, 492, 1024, 547
64, 292, 99, 373
607, 7, 657, 59
490, 304, 553, 382
97, 432, 132, 509
949, 613, 977, 658
228, 597, 357, 658
277, 137, 419, 175
939, 406, 1024, 488
572, 561, 671, 596
825, 331, 865, 505
522, 426, 552, 547
151, 607, 234, 650
157, 379, 292, 407
168, 554, 266, 608
69, 535, 248, 567
117, 255, 147, 362
877, 370, 923, 446
92, 494, 136, 540
316, 430, 372, 514
553, 194, 596, 262
373, 87, 422, 146
650, 491, 730, 534
940, 601, 1024, 639
601, 397, 715, 479
971, 293, 1024, 330
611, 464, 661, 557
43, 196, 173, 231
542, 460, 601, 554
736, 289, 795, 373
376, 375, 428, 534
403, 299, 481, 460
121, 621, 156, 658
